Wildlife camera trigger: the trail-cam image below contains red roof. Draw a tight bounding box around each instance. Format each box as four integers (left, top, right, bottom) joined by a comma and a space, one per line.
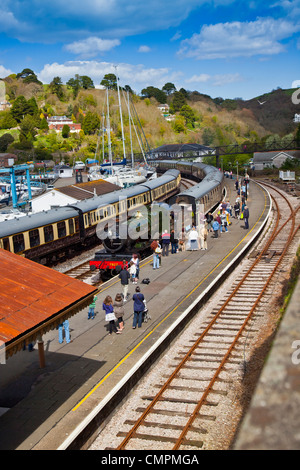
0, 249, 96, 351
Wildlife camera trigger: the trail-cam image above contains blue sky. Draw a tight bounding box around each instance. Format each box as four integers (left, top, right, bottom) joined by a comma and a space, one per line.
0, 0, 300, 100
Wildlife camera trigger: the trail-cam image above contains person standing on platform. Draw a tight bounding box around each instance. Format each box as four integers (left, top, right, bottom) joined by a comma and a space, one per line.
206, 212, 213, 232
103, 295, 121, 335
113, 293, 125, 331
234, 201, 240, 219
151, 239, 161, 269
243, 206, 250, 229
58, 319, 72, 344
132, 286, 145, 329
199, 223, 208, 250
119, 264, 130, 300
131, 254, 140, 280
220, 210, 229, 233
129, 261, 137, 284
212, 218, 220, 238
188, 226, 199, 250
170, 230, 178, 254
88, 294, 97, 320
161, 230, 170, 256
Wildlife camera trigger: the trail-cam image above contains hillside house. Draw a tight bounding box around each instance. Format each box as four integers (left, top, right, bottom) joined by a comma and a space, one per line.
0, 100, 12, 111
253, 150, 300, 170
157, 104, 169, 114
47, 116, 81, 133
0, 153, 17, 167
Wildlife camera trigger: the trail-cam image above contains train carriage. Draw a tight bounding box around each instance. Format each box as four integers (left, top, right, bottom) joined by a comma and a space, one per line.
0, 169, 181, 264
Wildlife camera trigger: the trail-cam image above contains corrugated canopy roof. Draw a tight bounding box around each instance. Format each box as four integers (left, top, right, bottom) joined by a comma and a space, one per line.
0, 249, 97, 358
55, 179, 121, 201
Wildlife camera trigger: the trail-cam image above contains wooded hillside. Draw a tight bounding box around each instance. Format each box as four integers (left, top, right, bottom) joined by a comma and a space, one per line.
0, 70, 299, 164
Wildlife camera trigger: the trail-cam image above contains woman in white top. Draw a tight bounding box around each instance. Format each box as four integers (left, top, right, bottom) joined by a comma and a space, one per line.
188, 227, 199, 250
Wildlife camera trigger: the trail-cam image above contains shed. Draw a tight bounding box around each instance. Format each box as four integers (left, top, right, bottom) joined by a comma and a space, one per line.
0, 248, 97, 367
31, 179, 121, 212
253, 150, 300, 170
53, 165, 73, 178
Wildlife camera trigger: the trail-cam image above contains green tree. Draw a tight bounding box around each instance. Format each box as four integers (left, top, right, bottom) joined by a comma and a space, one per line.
82, 111, 100, 135
67, 76, 80, 99
0, 112, 17, 129
0, 133, 14, 152
62, 124, 70, 138
162, 82, 176, 95
27, 97, 39, 116
11, 96, 30, 122
80, 75, 94, 89
49, 76, 64, 100
180, 105, 196, 127
171, 91, 186, 112
100, 73, 117, 90
39, 117, 49, 131
16, 68, 42, 85
202, 128, 215, 146
19, 115, 37, 142
141, 86, 167, 103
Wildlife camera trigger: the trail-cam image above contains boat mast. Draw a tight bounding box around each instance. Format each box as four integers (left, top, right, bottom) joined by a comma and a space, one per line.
106, 88, 113, 174
127, 90, 134, 168
115, 66, 126, 164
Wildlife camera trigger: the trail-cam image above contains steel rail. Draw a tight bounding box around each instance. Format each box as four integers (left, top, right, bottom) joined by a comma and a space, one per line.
117, 184, 297, 450
173, 187, 296, 448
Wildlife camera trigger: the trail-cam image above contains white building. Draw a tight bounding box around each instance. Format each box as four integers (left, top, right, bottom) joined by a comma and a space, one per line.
293, 114, 300, 123
53, 164, 73, 178
31, 179, 120, 212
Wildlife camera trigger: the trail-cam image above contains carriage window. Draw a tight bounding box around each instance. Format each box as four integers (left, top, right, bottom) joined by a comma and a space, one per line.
3, 237, 10, 251
74, 217, 79, 233
57, 221, 66, 238
44, 225, 54, 242
29, 229, 40, 248
13, 234, 25, 252
68, 219, 74, 235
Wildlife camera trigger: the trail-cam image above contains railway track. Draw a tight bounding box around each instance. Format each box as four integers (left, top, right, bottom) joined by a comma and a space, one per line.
90, 183, 300, 450
63, 260, 102, 285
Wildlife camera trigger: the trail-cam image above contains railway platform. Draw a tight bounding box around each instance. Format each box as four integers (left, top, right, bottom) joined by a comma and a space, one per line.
0, 179, 270, 450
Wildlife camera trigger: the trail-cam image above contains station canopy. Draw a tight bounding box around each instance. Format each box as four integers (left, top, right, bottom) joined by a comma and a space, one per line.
0, 248, 97, 359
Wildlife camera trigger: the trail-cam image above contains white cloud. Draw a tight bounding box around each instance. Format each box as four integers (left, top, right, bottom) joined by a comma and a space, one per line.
186, 74, 210, 83
64, 37, 121, 58
37, 60, 182, 91
0, 65, 13, 78
138, 45, 151, 53
185, 72, 244, 86
178, 17, 300, 59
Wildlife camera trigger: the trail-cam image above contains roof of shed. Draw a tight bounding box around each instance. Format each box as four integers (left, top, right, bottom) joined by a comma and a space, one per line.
0, 249, 97, 357
253, 150, 300, 162
55, 179, 121, 200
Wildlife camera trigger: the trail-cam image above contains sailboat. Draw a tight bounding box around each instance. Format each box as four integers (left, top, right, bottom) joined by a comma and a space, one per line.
88, 73, 155, 187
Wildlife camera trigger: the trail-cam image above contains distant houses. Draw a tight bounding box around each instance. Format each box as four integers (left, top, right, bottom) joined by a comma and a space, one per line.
47, 116, 81, 133
157, 104, 175, 122
0, 100, 12, 111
